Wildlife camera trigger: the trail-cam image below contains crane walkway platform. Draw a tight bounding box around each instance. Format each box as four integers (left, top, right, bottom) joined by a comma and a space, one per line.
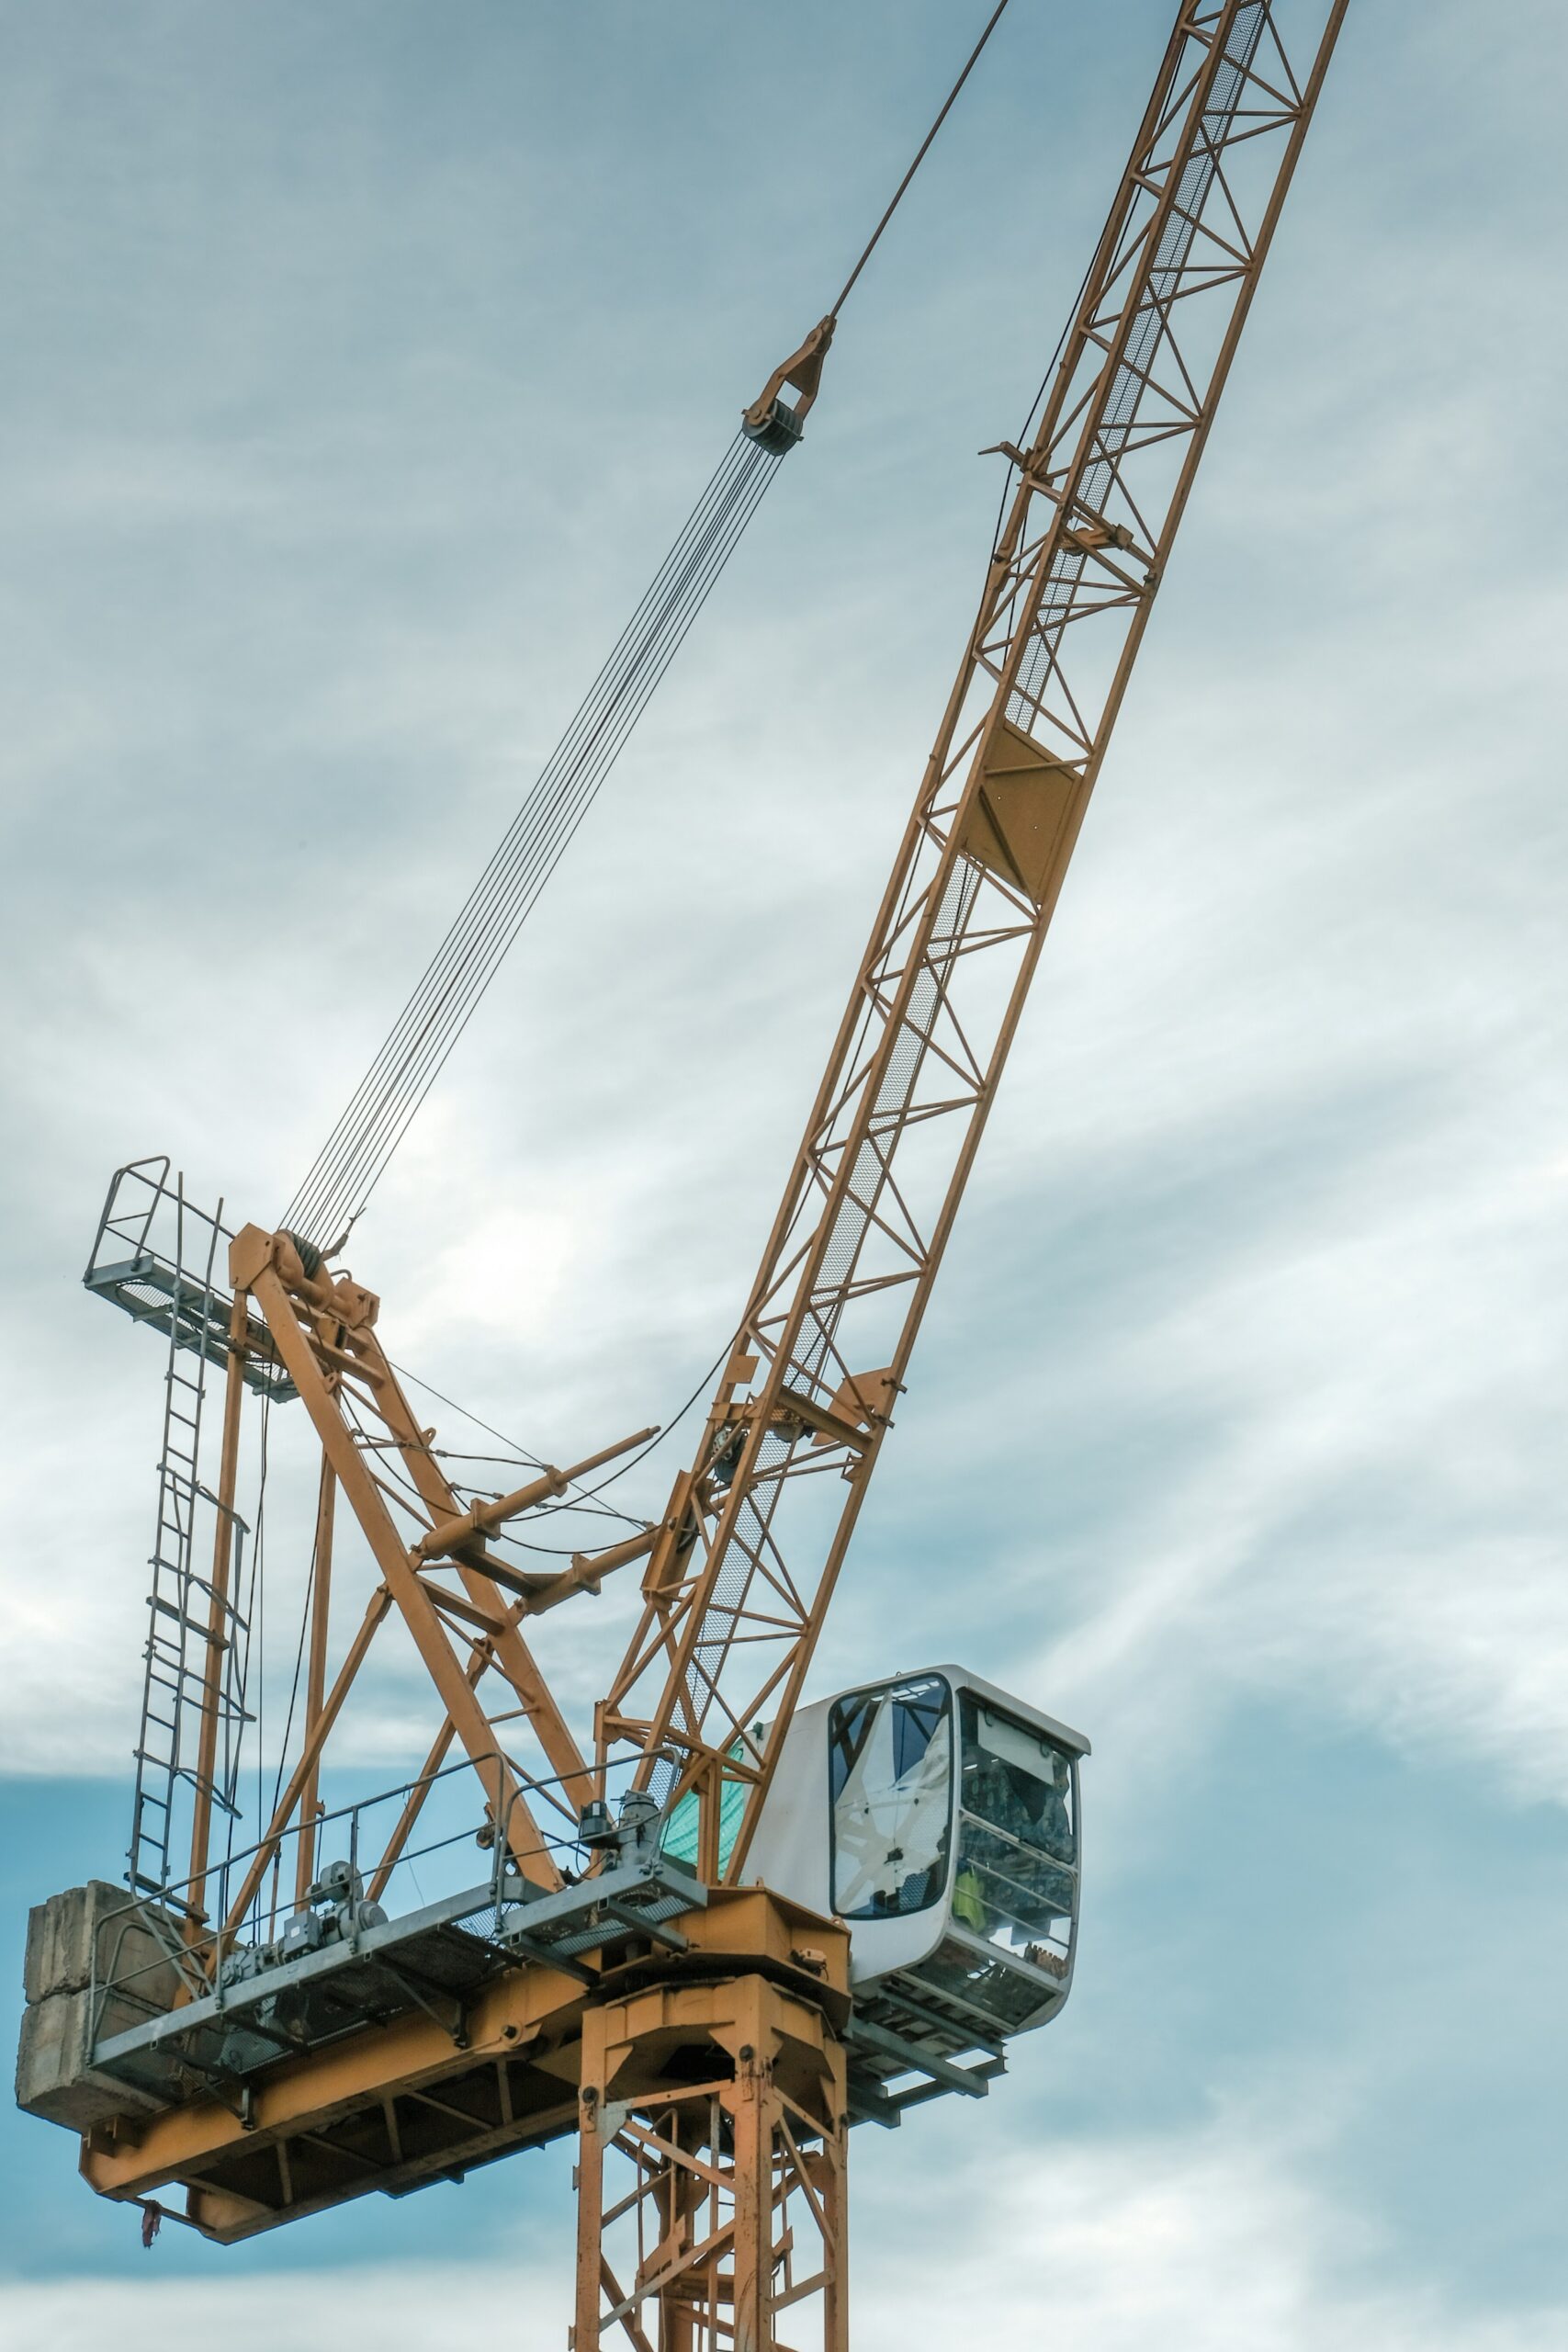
84, 1157, 296, 1402
86, 1852, 708, 2111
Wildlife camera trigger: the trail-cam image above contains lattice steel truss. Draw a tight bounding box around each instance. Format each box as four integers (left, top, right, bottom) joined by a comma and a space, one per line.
82, 0, 1347, 1950
573, 1929, 849, 2352
601, 0, 1348, 1880
58, 6, 1349, 2337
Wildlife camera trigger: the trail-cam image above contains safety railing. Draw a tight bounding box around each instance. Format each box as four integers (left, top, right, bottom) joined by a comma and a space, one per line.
83, 1156, 295, 1401
86, 1746, 693, 2067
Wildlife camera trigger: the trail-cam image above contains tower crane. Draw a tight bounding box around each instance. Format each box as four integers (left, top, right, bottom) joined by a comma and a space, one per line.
17, 5, 1348, 2345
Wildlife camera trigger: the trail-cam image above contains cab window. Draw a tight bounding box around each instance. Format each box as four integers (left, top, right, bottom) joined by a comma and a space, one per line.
952, 1696, 1077, 1972
829, 1677, 953, 1920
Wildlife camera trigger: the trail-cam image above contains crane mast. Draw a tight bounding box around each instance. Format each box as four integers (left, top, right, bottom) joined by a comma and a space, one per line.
16, 6, 1350, 2346
605, 0, 1348, 1886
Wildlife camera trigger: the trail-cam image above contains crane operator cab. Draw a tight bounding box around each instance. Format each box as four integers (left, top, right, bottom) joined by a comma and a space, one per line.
744, 1667, 1088, 2092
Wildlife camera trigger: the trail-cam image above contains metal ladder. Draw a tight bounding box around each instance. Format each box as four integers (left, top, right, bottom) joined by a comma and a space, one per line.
129, 1177, 252, 1910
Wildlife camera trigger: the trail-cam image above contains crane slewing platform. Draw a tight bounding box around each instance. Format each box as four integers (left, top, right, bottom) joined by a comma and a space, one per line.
17, 6, 1349, 2345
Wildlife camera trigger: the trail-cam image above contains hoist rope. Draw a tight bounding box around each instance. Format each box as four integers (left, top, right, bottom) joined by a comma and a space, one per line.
282, 0, 1016, 1252
284, 433, 779, 1248
829, 0, 1012, 317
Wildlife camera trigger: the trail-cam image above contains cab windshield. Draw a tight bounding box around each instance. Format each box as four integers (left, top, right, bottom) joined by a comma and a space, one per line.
829, 1676, 953, 1920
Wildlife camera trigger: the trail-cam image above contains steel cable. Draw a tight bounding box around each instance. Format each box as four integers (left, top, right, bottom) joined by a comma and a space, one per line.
288, 436, 762, 1239
282, 0, 1020, 1251
285, 434, 779, 1246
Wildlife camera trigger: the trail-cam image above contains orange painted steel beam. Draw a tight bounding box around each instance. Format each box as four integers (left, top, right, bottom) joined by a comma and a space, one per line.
59, 16, 1352, 2340
78, 1892, 843, 2256
573, 1897, 851, 2352
184, 1289, 251, 1922
294, 1453, 337, 1908
604, 0, 1351, 1884
220, 1585, 393, 1940
333, 1310, 594, 1809
243, 1250, 558, 1888
79, 1956, 591, 2225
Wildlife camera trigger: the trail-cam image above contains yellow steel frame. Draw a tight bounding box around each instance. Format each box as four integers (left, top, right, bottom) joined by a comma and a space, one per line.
67, 6, 1351, 2341
604, 0, 1350, 1885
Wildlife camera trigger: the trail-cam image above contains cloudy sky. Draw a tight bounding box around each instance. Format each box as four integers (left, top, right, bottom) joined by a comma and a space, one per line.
2, 0, 1564, 2344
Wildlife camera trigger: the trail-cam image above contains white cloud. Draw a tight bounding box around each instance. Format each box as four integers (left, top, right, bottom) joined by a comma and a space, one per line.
3, 2109, 1558, 2352
2, 0, 1564, 1835
0, 4, 1563, 2335
1013, 1092, 1568, 1811
854, 2108, 1564, 2352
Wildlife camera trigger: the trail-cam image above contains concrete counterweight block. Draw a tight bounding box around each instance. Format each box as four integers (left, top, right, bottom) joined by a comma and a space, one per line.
17, 1882, 187, 2133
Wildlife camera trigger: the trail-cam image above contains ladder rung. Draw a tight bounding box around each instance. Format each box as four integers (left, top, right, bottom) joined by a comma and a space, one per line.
145, 1643, 199, 1671
150, 1595, 204, 1626
146, 1641, 199, 1669
150, 1589, 212, 1627
145, 1639, 198, 1668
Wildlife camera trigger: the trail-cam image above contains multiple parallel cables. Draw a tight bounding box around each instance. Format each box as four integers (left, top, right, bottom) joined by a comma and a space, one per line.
284, 430, 781, 1250
283, 0, 1015, 1253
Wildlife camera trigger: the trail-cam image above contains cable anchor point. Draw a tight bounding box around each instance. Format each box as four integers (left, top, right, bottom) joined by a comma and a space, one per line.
741, 314, 836, 454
